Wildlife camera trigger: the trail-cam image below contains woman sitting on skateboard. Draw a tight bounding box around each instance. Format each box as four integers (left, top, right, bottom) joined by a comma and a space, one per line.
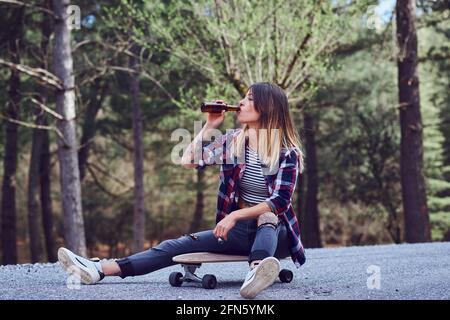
58, 82, 306, 299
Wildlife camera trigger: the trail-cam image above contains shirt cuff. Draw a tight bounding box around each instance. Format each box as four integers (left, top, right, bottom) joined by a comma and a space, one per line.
265, 199, 277, 214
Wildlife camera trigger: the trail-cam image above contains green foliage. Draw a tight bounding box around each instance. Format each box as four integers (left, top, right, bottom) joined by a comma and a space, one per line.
430, 212, 450, 241
314, 39, 401, 211
129, 0, 366, 102
418, 16, 450, 240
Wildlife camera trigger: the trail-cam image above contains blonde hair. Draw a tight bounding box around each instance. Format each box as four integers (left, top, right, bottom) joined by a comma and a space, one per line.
231, 82, 304, 173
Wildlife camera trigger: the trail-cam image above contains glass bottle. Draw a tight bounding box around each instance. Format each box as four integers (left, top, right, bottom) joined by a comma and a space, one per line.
200, 101, 240, 113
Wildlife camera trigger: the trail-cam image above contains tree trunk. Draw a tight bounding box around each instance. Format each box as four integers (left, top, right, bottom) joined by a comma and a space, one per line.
26, 1, 53, 263
53, 0, 86, 256
27, 113, 45, 263
301, 111, 322, 248
78, 79, 108, 182
40, 116, 57, 262
395, 0, 430, 242
189, 169, 205, 233
130, 43, 146, 252
1, 6, 24, 265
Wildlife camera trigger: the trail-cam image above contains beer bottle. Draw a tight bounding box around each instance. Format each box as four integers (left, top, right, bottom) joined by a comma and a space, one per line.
201, 101, 240, 113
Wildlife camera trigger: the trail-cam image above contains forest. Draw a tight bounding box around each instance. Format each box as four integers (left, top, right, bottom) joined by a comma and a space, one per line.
0, 0, 449, 264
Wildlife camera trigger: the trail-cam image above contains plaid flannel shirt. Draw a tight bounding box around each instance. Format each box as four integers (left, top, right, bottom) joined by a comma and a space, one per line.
196, 128, 306, 267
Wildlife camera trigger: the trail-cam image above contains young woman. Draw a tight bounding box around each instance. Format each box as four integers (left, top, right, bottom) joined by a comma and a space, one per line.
58, 82, 306, 299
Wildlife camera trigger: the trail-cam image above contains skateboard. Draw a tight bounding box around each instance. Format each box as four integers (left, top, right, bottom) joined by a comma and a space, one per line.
170, 252, 294, 289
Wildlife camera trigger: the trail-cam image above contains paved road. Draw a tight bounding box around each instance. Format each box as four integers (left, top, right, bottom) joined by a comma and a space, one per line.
0, 242, 449, 300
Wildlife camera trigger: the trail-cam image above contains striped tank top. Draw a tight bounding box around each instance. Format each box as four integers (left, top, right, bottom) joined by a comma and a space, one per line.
238, 145, 269, 204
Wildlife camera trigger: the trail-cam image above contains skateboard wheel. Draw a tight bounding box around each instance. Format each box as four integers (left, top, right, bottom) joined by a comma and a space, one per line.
169, 272, 184, 287
279, 269, 293, 283
202, 274, 217, 289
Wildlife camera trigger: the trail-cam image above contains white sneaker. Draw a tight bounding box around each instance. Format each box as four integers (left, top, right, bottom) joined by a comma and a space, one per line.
240, 257, 280, 299
58, 247, 104, 285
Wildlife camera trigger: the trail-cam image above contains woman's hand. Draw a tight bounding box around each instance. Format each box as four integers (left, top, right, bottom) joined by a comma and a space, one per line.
205, 100, 226, 129
213, 213, 237, 241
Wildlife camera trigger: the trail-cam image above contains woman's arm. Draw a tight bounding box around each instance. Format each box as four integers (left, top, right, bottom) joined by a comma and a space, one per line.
181, 123, 217, 169
231, 202, 273, 220
213, 202, 272, 240
181, 104, 226, 169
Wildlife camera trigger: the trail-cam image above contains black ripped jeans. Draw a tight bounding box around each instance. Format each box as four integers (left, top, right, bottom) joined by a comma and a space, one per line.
116, 219, 290, 278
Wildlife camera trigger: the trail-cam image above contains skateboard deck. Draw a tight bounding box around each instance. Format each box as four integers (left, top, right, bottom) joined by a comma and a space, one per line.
173, 252, 248, 264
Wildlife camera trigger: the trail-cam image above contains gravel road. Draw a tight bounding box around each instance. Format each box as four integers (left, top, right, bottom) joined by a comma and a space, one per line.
1, 242, 449, 300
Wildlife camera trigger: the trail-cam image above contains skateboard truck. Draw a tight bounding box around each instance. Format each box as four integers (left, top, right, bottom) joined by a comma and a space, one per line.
181, 264, 202, 282
169, 263, 217, 289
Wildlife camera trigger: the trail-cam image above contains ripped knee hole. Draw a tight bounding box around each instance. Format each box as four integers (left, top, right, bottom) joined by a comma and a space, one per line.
257, 212, 279, 228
